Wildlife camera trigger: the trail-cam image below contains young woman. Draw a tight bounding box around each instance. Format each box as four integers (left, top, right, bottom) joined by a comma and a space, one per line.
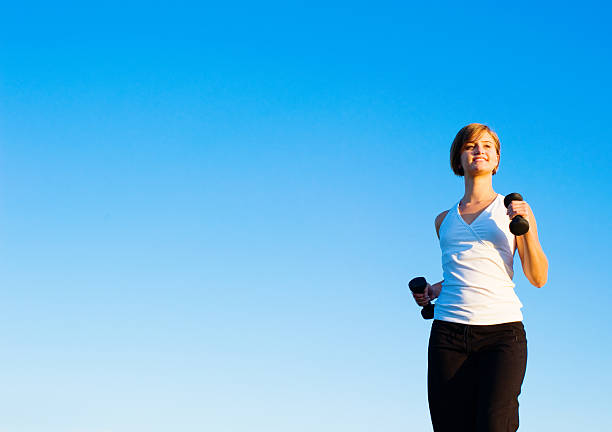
412, 123, 548, 432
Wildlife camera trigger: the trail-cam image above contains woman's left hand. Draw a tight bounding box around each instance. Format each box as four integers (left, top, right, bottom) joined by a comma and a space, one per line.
509, 199, 549, 287
506, 200, 531, 224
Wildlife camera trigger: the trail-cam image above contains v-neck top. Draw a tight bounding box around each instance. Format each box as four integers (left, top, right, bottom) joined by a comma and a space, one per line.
436, 194, 522, 325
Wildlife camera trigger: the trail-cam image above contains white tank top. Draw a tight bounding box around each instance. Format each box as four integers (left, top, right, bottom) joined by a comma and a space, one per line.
435, 193, 523, 325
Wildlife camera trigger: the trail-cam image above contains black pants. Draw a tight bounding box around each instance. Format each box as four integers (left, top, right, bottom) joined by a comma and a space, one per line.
428, 320, 528, 432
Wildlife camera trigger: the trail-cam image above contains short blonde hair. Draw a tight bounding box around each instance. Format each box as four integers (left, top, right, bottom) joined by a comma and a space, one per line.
450, 123, 501, 176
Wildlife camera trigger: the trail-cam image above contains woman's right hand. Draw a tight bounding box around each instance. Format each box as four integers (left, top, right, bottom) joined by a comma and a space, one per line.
412, 283, 432, 306
412, 281, 442, 306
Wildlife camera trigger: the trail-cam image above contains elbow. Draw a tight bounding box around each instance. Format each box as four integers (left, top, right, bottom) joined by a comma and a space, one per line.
527, 256, 548, 288
530, 267, 549, 288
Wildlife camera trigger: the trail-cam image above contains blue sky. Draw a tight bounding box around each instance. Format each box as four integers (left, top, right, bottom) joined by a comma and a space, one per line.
1, 1, 611, 431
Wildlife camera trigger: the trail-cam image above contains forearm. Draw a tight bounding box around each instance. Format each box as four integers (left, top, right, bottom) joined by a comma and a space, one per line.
510, 201, 549, 288
430, 280, 444, 299
518, 231, 548, 287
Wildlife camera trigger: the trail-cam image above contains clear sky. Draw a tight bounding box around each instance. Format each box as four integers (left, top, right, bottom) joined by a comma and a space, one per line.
1, 1, 611, 431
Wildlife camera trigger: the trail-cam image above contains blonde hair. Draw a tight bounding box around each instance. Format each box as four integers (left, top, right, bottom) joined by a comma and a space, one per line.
450, 123, 501, 176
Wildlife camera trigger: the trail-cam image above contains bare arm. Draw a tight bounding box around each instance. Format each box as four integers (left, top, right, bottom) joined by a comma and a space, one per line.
507, 201, 549, 287
412, 211, 448, 306
428, 280, 443, 300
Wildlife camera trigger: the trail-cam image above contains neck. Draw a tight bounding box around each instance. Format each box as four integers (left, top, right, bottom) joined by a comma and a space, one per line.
462, 174, 496, 204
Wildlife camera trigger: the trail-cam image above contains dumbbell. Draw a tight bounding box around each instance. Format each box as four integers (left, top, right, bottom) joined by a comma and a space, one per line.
504, 193, 530, 236
408, 277, 435, 320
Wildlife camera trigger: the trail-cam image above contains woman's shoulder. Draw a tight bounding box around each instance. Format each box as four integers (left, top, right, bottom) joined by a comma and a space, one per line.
435, 209, 451, 239
435, 210, 450, 226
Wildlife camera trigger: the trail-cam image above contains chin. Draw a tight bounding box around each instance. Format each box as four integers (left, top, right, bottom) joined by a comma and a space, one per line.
468, 168, 494, 177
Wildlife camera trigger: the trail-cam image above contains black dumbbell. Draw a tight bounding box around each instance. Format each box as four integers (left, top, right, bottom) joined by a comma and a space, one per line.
408, 277, 434, 320
503, 193, 530, 236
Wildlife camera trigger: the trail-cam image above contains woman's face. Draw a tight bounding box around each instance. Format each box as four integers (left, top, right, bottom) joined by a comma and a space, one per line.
460, 131, 499, 176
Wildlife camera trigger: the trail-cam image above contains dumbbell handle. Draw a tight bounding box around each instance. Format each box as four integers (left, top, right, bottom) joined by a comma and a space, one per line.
408, 277, 434, 320
504, 193, 530, 236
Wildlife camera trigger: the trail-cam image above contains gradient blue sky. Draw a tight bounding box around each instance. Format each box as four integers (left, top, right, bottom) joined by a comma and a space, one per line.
1, 2, 611, 431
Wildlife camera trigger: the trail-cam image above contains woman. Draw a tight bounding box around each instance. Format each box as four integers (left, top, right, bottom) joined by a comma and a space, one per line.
412, 123, 548, 432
